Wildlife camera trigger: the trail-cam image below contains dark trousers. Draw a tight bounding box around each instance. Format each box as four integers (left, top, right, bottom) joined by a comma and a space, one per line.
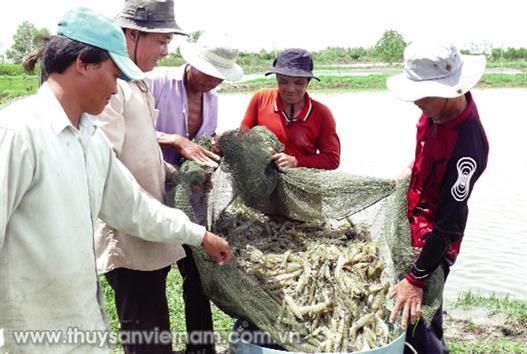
177, 245, 215, 354
404, 263, 451, 354
106, 246, 214, 354
105, 266, 173, 354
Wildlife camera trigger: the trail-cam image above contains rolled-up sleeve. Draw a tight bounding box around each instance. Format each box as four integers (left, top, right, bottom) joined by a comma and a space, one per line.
0, 128, 35, 249
98, 149, 205, 246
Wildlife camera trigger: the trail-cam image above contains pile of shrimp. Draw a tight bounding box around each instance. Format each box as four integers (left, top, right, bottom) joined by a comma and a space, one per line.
214, 205, 401, 352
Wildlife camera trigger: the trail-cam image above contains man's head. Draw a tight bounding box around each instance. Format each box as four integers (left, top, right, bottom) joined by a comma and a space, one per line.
37, 8, 144, 115
266, 48, 320, 82
265, 49, 319, 105
115, 0, 186, 72
180, 31, 243, 92
41, 36, 122, 115
184, 66, 224, 93
57, 7, 144, 81
387, 42, 486, 102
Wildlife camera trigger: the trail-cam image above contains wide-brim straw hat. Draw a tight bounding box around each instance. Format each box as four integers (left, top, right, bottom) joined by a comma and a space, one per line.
180, 32, 243, 82
387, 42, 486, 101
115, 0, 186, 35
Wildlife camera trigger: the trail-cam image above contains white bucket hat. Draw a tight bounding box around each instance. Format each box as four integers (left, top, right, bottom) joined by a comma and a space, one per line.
180, 32, 243, 82
387, 42, 486, 101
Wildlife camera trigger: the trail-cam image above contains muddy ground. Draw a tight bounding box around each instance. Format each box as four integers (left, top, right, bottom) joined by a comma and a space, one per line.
444, 306, 527, 348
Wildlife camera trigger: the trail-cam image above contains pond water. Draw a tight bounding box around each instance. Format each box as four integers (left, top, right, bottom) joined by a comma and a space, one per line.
216, 88, 527, 302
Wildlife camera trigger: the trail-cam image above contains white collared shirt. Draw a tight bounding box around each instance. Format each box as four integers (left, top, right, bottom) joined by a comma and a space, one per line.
0, 83, 205, 353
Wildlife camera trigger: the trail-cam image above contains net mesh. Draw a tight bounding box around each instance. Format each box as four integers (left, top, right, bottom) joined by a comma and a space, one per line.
171, 127, 444, 351
167, 136, 214, 222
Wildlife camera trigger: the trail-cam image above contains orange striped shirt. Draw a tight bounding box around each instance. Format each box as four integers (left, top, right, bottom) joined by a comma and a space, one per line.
241, 88, 340, 169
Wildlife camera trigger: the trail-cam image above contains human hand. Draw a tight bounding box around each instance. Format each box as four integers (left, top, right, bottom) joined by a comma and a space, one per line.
271, 152, 298, 168
387, 278, 423, 329
201, 231, 232, 265
395, 166, 412, 187
159, 134, 220, 168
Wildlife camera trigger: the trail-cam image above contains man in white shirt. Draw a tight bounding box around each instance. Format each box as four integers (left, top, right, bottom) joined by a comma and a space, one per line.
0, 7, 231, 354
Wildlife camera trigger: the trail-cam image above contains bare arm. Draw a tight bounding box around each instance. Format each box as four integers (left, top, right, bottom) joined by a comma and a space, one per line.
158, 133, 220, 168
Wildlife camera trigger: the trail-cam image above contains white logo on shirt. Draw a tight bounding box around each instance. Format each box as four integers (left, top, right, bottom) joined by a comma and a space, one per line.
451, 157, 477, 202
0, 328, 4, 348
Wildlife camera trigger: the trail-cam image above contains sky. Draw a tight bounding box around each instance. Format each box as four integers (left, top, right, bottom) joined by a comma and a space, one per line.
1, 0, 526, 55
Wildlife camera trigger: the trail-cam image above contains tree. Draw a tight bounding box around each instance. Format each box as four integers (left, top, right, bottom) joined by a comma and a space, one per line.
6, 21, 50, 63
374, 29, 406, 64
188, 30, 203, 43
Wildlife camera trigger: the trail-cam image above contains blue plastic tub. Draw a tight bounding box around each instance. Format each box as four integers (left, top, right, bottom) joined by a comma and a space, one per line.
234, 331, 406, 354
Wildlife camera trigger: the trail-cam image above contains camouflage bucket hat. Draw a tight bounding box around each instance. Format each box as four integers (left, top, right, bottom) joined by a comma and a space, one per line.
115, 0, 187, 35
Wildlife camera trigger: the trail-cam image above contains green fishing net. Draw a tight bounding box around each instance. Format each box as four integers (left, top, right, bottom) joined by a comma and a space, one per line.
170, 127, 444, 350
166, 136, 214, 222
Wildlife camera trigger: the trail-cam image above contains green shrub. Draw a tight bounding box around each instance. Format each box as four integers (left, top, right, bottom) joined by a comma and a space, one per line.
0, 64, 26, 76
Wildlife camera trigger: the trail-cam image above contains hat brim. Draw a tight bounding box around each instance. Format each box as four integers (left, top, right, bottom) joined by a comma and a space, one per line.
265, 68, 320, 81
115, 16, 187, 35
109, 52, 145, 81
180, 42, 243, 82
387, 55, 486, 101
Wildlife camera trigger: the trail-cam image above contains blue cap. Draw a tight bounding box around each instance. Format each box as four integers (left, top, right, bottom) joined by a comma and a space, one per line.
57, 7, 145, 81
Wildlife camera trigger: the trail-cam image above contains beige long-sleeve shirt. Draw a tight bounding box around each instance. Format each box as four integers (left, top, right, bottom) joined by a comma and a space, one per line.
0, 83, 205, 353
94, 79, 186, 273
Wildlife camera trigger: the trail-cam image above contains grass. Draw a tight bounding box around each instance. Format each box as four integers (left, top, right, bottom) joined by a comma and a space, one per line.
450, 340, 527, 354
221, 72, 527, 93
220, 74, 391, 93
453, 291, 527, 325
479, 72, 527, 88
446, 292, 527, 354
101, 275, 527, 354
0, 75, 39, 105
487, 60, 527, 69
100, 267, 234, 352
462, 320, 479, 331
2, 71, 527, 106
315, 63, 401, 70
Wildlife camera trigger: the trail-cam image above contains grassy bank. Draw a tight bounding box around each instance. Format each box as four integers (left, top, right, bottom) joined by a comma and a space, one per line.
101, 271, 233, 354
220, 74, 391, 93
220, 72, 527, 93
0, 75, 39, 105
478, 73, 527, 88
2, 72, 527, 106
487, 60, 527, 69
444, 292, 527, 354
101, 271, 527, 354
453, 291, 527, 324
